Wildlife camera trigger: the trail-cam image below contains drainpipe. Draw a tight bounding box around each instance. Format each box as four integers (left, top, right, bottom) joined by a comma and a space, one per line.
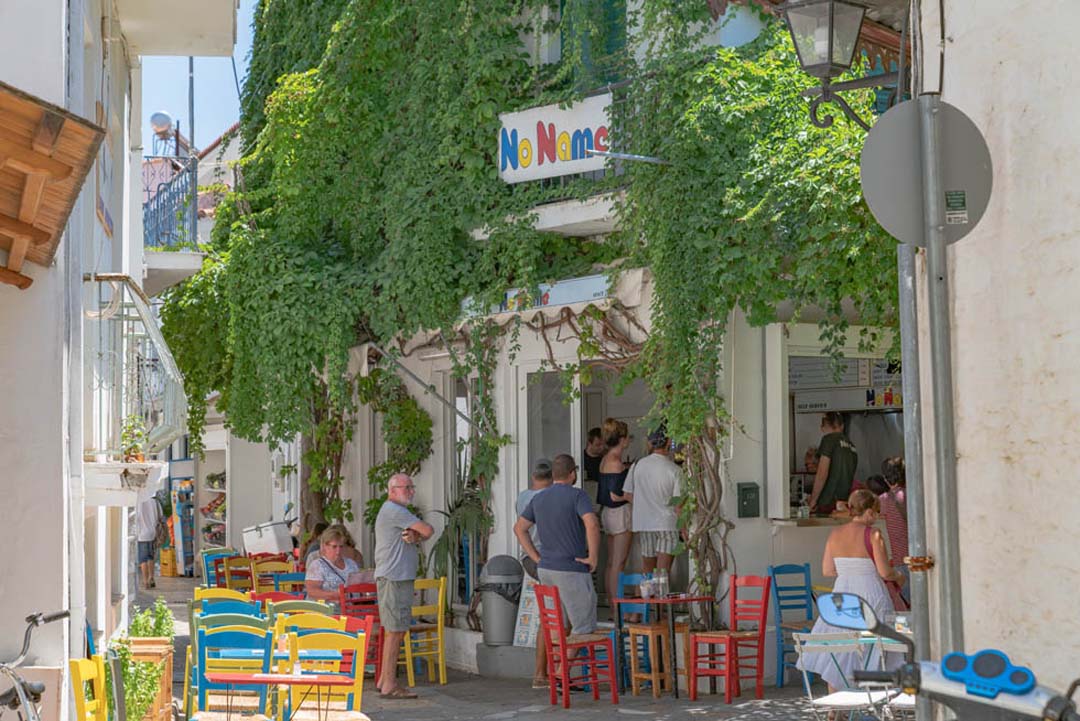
188, 56, 197, 244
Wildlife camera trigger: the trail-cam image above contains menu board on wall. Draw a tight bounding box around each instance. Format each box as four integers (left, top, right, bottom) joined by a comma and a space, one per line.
789, 356, 902, 391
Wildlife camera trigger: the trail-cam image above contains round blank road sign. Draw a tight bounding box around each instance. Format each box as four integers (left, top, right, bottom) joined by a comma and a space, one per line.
860, 98, 993, 246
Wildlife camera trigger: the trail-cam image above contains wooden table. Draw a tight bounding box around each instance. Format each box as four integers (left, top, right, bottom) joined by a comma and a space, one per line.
204, 672, 355, 721
611, 595, 715, 699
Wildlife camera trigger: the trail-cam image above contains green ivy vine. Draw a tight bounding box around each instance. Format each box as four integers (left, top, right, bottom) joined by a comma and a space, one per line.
162, 0, 898, 595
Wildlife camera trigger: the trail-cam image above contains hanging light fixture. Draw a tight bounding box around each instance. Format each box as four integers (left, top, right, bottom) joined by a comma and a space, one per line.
782, 0, 873, 131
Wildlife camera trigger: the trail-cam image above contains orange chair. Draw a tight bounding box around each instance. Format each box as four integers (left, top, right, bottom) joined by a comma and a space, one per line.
687, 574, 772, 702
535, 584, 619, 709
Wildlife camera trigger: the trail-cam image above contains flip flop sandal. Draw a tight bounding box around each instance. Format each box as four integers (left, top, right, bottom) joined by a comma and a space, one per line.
379, 687, 418, 700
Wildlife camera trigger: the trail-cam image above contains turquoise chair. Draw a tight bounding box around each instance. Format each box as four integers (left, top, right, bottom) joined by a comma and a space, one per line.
768, 563, 815, 687
613, 572, 656, 689
273, 572, 307, 593
200, 599, 262, 616
196, 628, 273, 712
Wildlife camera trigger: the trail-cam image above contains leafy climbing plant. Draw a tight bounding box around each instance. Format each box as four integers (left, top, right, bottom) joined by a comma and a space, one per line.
162, 1, 898, 601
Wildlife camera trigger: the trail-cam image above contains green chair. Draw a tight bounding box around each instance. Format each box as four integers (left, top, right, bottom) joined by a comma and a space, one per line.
267, 599, 332, 621
184, 613, 272, 717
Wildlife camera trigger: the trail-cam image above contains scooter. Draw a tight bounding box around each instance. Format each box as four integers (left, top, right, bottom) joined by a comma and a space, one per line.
816, 592, 1080, 721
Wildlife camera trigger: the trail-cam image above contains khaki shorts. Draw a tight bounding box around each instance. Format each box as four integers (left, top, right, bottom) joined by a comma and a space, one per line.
601, 504, 632, 535
639, 530, 679, 558
376, 577, 414, 632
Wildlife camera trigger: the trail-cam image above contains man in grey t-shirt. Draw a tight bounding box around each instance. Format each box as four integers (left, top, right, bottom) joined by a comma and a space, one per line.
374, 473, 433, 699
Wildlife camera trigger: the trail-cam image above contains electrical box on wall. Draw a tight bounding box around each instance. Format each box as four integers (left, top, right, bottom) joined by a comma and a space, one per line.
737, 482, 760, 518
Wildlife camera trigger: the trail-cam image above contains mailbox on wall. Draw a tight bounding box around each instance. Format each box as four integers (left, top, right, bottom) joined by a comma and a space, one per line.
737, 482, 760, 518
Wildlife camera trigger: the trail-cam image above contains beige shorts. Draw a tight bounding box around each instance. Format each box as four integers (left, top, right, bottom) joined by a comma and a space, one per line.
601, 504, 632, 535
376, 577, 414, 632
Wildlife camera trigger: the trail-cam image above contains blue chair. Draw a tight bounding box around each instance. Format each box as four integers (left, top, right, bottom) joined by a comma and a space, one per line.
768, 563, 815, 687
200, 599, 263, 617
613, 573, 656, 689
196, 627, 273, 713
274, 572, 307, 593
201, 548, 237, 587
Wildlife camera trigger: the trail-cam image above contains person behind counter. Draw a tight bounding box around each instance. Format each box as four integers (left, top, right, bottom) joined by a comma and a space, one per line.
808, 412, 858, 515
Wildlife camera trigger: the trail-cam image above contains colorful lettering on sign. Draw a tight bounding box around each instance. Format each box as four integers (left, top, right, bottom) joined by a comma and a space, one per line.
500, 119, 610, 173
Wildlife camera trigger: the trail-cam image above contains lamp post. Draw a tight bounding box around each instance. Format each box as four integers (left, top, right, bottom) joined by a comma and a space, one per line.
781, 0, 873, 130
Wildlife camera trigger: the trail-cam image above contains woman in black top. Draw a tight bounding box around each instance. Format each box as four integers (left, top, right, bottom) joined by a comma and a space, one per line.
597, 418, 632, 606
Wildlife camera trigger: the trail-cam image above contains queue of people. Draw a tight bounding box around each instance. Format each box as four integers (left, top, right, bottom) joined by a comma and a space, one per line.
512, 420, 687, 689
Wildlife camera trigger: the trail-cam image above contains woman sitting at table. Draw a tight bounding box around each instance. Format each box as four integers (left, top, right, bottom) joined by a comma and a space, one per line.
305, 527, 361, 602
797, 489, 906, 693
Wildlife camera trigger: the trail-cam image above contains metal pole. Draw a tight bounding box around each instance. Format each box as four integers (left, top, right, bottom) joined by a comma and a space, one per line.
919, 93, 964, 654
898, 243, 932, 721
368, 342, 483, 432
188, 56, 197, 245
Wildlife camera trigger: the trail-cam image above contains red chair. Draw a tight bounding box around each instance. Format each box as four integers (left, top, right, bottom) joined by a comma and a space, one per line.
251, 591, 303, 608
343, 615, 381, 679
340, 584, 383, 680
535, 584, 619, 709
687, 574, 772, 702
248, 552, 289, 562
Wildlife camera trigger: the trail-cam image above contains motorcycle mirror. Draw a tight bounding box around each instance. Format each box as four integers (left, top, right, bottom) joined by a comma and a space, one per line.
816, 592, 879, 631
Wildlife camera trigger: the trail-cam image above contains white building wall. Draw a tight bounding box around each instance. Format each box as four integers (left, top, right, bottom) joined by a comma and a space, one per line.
228, 436, 275, 551
915, 0, 1080, 689
0, 0, 73, 670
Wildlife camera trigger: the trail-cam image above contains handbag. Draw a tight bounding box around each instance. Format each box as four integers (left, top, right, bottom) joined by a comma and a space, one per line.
863, 526, 910, 611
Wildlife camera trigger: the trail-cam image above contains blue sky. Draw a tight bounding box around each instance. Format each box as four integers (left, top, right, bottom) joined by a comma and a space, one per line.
140, 0, 257, 154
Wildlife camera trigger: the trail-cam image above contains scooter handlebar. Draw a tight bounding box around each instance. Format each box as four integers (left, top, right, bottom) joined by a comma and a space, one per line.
38, 611, 70, 625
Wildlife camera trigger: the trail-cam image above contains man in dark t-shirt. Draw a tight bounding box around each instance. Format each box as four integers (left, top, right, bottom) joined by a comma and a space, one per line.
809, 412, 858, 514
515, 454, 600, 638
582, 427, 604, 483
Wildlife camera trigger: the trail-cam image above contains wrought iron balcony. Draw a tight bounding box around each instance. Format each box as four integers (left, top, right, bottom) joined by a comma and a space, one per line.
143, 155, 197, 249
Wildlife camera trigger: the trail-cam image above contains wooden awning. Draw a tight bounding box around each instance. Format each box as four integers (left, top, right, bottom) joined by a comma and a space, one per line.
0, 81, 104, 289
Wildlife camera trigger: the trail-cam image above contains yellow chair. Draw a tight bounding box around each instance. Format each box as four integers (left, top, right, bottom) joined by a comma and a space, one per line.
253, 560, 295, 594
283, 631, 368, 720
70, 656, 107, 721
274, 612, 345, 637
400, 576, 447, 686
267, 599, 332, 623
224, 556, 256, 592
195, 587, 252, 602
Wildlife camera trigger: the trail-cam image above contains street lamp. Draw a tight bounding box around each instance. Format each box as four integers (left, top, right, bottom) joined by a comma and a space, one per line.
782, 0, 872, 131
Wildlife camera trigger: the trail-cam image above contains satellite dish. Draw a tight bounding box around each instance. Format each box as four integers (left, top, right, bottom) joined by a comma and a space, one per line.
150, 111, 174, 137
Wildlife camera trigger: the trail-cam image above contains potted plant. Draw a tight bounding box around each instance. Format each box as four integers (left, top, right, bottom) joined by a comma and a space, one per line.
121, 414, 147, 462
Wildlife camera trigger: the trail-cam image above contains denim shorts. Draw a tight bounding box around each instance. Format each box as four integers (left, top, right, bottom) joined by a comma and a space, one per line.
137, 541, 156, 563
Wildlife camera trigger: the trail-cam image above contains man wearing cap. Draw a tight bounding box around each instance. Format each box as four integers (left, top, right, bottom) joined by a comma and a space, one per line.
622, 428, 685, 575
515, 458, 554, 687
515, 453, 600, 644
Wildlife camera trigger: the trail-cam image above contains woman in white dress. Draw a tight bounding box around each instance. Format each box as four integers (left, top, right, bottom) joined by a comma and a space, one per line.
798, 489, 907, 692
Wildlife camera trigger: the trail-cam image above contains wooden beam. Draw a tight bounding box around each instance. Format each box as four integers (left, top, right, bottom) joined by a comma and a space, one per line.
19, 173, 47, 223
0, 264, 33, 289
0, 137, 72, 180
31, 112, 65, 154
0, 212, 51, 245
6, 236, 29, 273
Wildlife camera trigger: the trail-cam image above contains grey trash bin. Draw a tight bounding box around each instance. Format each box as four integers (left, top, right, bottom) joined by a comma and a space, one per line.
478, 555, 524, 646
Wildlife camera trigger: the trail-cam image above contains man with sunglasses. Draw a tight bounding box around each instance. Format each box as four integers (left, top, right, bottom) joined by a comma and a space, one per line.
375, 472, 434, 699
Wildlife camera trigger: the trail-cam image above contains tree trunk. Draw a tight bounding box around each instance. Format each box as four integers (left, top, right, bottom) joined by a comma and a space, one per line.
300, 431, 325, 536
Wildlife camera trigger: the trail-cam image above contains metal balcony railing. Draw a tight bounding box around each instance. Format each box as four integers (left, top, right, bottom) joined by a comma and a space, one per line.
143, 155, 198, 249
